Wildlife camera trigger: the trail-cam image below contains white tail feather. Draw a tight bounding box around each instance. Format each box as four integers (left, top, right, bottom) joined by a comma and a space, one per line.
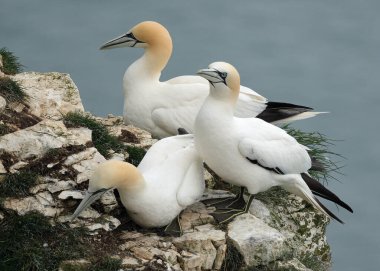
272, 112, 329, 125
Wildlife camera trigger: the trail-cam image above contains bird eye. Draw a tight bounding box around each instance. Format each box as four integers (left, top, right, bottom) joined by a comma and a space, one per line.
220, 72, 227, 79
125, 32, 136, 39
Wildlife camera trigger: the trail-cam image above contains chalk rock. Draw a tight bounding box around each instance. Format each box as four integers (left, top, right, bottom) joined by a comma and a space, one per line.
270, 258, 313, 271
3, 196, 63, 217
58, 190, 85, 200
180, 202, 214, 231
12, 72, 84, 120
173, 226, 226, 270
249, 198, 272, 223
122, 256, 141, 268
64, 147, 106, 183
0, 119, 91, 160
228, 213, 289, 267
0, 95, 6, 112
0, 161, 6, 173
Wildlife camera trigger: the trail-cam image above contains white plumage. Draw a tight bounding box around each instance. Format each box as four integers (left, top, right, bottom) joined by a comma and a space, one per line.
72, 134, 204, 228
100, 21, 321, 138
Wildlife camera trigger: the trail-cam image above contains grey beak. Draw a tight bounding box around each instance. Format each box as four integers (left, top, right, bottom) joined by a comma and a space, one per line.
100, 33, 141, 50
70, 188, 113, 221
196, 68, 223, 84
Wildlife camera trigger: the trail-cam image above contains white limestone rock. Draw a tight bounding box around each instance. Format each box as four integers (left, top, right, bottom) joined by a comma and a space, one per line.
0, 95, 6, 112
173, 226, 226, 270
65, 147, 106, 183
12, 72, 84, 120
58, 190, 85, 200
0, 161, 7, 173
3, 196, 63, 217
0, 119, 91, 160
228, 213, 289, 267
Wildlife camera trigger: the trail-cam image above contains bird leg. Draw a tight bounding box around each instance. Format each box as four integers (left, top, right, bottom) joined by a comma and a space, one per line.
164, 214, 182, 237
211, 194, 255, 224
202, 187, 246, 209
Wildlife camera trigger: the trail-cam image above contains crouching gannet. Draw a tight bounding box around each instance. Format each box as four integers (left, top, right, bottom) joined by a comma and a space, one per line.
194, 62, 353, 224
71, 134, 204, 235
99, 21, 322, 139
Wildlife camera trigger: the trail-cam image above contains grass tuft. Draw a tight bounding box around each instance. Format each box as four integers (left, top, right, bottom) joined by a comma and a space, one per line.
0, 171, 38, 198
221, 240, 244, 271
0, 48, 23, 75
283, 125, 344, 184
0, 77, 28, 103
126, 145, 146, 166
0, 212, 87, 271
63, 112, 124, 158
88, 257, 122, 271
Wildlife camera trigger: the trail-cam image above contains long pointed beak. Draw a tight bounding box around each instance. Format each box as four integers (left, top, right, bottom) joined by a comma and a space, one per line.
100, 33, 140, 50
196, 68, 222, 83
70, 188, 113, 221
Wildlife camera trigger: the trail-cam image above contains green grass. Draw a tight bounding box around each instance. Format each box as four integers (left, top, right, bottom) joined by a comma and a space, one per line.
0, 48, 23, 75
0, 212, 123, 271
0, 77, 28, 103
88, 257, 122, 271
126, 145, 146, 166
0, 212, 87, 271
283, 125, 344, 184
0, 171, 38, 198
63, 112, 124, 158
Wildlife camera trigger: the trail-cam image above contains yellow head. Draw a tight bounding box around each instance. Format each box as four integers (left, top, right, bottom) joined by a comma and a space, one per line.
71, 160, 144, 220
197, 61, 240, 103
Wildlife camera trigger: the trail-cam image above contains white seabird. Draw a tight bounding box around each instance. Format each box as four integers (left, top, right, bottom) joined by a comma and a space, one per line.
100, 21, 322, 139
71, 134, 204, 235
194, 61, 352, 223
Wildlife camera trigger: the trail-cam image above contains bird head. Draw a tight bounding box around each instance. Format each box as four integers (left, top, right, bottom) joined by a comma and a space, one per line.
197, 61, 240, 102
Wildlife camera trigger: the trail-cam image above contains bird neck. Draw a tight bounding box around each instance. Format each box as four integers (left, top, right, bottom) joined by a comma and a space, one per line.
113, 163, 146, 193
126, 41, 172, 82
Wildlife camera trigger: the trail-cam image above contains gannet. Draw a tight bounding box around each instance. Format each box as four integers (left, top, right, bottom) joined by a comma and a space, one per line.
194, 62, 353, 223
100, 21, 322, 139
71, 134, 204, 234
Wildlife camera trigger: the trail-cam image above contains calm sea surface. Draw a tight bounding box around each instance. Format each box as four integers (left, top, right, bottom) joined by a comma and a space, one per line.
1, 1, 379, 270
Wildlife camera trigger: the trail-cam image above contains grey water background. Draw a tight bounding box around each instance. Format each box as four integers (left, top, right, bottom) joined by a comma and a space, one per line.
1, 0, 379, 269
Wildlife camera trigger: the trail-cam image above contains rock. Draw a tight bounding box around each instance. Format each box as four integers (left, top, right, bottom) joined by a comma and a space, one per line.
227, 213, 289, 267
178, 251, 202, 271
122, 256, 141, 268
180, 202, 214, 231
58, 190, 85, 200
0, 119, 91, 160
47, 180, 76, 193
173, 226, 226, 270
249, 198, 272, 223
213, 244, 227, 270
65, 147, 106, 183
3, 196, 63, 217
269, 258, 313, 271
12, 72, 84, 120
0, 95, 6, 112
59, 259, 91, 271
0, 161, 7, 173
9, 161, 28, 173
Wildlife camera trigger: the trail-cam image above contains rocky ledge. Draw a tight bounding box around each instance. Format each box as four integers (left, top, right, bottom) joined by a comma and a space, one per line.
0, 69, 331, 271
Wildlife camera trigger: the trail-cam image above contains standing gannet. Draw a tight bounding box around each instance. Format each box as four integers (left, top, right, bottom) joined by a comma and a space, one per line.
99, 21, 322, 139
71, 134, 204, 235
194, 62, 353, 223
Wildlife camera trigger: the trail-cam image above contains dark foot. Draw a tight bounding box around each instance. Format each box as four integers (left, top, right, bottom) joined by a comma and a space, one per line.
211, 194, 255, 224
164, 215, 182, 237
203, 187, 246, 209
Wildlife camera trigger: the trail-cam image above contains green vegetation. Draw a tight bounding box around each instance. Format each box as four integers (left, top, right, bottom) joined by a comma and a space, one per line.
0, 212, 86, 271
0, 47, 23, 74
221, 240, 244, 271
0, 212, 123, 271
126, 145, 146, 166
299, 252, 327, 271
88, 257, 122, 271
63, 112, 124, 158
0, 77, 28, 103
283, 125, 343, 184
0, 171, 38, 198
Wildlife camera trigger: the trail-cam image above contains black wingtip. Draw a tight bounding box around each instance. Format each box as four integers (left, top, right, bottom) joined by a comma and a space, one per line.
314, 197, 345, 224
256, 101, 314, 123
301, 173, 353, 213
177, 128, 189, 135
